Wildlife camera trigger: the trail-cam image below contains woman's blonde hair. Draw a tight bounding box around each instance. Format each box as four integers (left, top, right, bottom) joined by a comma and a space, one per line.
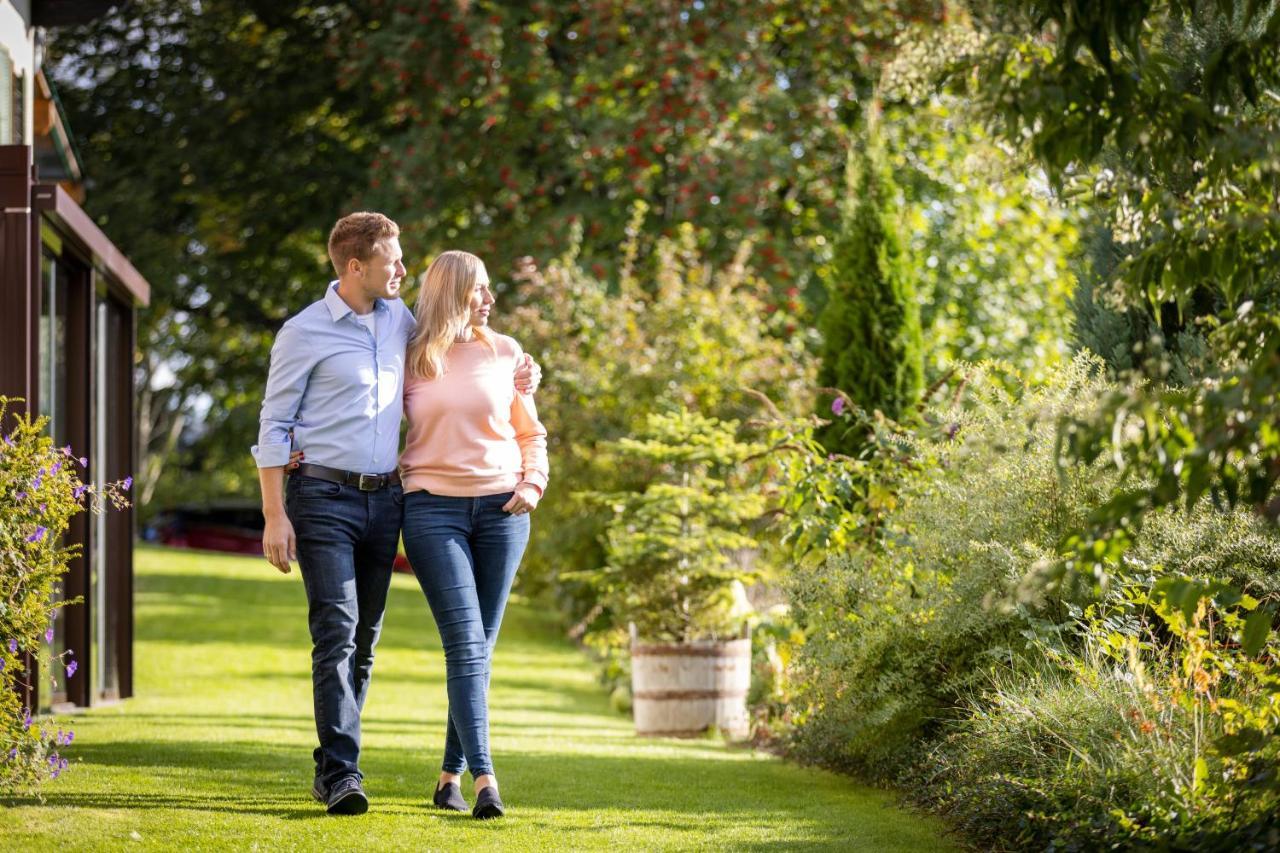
407, 250, 495, 380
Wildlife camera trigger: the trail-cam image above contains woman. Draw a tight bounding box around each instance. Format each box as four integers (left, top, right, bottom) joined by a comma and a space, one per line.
399, 250, 548, 820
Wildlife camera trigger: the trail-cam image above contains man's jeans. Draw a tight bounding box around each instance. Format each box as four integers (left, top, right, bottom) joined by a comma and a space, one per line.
401, 490, 530, 779
286, 474, 402, 788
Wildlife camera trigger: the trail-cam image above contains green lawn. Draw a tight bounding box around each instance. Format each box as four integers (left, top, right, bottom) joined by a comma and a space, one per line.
1, 545, 957, 851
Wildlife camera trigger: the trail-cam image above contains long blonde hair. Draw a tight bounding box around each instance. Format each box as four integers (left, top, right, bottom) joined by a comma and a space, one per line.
408, 250, 495, 380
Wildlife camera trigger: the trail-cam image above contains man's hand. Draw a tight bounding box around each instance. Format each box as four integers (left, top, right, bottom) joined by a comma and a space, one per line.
262, 511, 297, 574
502, 483, 541, 515
514, 353, 541, 395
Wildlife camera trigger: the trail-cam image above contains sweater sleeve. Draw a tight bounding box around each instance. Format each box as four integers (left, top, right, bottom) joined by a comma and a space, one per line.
508, 340, 549, 493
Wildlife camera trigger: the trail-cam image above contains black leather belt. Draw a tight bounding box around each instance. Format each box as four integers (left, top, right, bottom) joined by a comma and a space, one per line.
291, 462, 401, 491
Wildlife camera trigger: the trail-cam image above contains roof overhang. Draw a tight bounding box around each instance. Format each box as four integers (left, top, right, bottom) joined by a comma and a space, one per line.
33, 181, 150, 306
32, 1, 125, 27
33, 70, 83, 189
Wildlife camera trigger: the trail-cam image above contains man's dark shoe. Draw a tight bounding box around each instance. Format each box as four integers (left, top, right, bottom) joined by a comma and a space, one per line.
310, 778, 327, 804
325, 775, 369, 815
432, 781, 468, 812
472, 785, 505, 820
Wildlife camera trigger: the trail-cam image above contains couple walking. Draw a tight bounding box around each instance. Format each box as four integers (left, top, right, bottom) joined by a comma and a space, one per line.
250, 212, 548, 819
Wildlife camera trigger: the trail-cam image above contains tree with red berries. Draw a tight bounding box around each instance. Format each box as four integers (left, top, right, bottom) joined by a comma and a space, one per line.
345, 0, 945, 284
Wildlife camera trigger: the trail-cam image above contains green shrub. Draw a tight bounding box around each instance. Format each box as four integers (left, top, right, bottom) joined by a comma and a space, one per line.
773, 353, 1280, 848
507, 214, 814, 629
572, 407, 764, 645
0, 398, 129, 795
786, 355, 1116, 776
923, 580, 1280, 850
816, 129, 923, 454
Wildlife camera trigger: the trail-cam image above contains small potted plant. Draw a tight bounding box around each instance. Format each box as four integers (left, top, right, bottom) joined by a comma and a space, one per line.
579, 407, 764, 738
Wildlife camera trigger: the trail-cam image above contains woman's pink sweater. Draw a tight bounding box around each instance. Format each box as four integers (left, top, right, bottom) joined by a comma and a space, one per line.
400, 333, 549, 497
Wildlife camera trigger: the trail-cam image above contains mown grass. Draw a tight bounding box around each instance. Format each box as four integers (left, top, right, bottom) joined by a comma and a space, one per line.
0, 545, 957, 851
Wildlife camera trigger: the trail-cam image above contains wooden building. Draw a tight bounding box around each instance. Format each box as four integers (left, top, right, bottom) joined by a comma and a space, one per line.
1, 0, 148, 710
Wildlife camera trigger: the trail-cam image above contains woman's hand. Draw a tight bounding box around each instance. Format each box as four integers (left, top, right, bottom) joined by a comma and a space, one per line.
287, 449, 305, 471
503, 483, 541, 515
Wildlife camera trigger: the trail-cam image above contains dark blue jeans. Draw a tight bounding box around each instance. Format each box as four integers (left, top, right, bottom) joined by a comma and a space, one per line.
402, 490, 530, 779
286, 474, 402, 789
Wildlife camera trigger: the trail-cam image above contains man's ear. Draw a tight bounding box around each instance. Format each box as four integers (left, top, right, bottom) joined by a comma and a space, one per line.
347, 256, 363, 277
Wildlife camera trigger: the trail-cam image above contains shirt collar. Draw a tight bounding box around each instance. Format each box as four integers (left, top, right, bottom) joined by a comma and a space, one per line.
324, 281, 387, 323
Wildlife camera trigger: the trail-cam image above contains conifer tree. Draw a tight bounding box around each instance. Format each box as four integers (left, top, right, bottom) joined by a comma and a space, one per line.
817, 129, 923, 455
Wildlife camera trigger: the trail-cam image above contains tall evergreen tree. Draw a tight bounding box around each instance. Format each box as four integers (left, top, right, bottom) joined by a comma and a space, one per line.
816, 129, 923, 455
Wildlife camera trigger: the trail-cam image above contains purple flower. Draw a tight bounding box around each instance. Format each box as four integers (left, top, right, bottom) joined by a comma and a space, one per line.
122, 476, 133, 491
50, 461, 62, 475
39, 503, 46, 513
73, 484, 88, 500
831, 397, 846, 416
23, 711, 32, 729
7, 747, 15, 760
0, 660, 5, 672
79, 457, 87, 466
66, 660, 77, 678
45, 627, 54, 644
2, 435, 13, 446
31, 469, 44, 489
7, 638, 16, 653
61, 445, 73, 456
27, 526, 48, 543
63, 731, 74, 745
15, 491, 26, 500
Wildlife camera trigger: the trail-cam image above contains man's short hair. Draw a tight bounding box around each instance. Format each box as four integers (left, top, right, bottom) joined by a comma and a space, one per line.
327, 212, 400, 275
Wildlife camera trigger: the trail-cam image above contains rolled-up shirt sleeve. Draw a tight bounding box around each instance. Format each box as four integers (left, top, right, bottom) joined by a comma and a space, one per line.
251, 323, 313, 468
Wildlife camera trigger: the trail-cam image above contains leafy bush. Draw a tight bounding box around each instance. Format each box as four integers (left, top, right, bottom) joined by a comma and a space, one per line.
573, 408, 764, 645
785, 356, 1116, 776
507, 215, 814, 630
923, 576, 1280, 850
772, 355, 1280, 848
0, 399, 128, 795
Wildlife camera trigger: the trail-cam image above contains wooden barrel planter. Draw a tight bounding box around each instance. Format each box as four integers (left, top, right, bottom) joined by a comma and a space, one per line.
630, 626, 751, 739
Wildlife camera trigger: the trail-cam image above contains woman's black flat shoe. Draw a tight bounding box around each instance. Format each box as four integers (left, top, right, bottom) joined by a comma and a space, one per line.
472, 785, 505, 820
433, 781, 468, 812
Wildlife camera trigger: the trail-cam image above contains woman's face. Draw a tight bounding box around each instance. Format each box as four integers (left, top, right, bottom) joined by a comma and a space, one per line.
467, 269, 495, 327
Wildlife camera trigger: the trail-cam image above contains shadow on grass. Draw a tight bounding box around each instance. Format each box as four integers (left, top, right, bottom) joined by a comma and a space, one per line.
82, 712, 629, 739
11, 737, 934, 848
136, 570, 573, 656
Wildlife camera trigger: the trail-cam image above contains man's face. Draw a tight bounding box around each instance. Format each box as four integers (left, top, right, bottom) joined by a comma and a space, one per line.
358, 237, 406, 301
468, 268, 496, 328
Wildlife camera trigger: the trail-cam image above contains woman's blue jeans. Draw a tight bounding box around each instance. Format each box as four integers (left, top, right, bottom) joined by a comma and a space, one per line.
402, 490, 529, 779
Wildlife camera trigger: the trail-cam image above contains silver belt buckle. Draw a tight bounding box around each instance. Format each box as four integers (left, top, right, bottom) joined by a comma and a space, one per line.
357, 473, 380, 491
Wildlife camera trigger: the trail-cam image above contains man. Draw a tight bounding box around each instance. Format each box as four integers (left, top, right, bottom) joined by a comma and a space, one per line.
252, 212, 539, 815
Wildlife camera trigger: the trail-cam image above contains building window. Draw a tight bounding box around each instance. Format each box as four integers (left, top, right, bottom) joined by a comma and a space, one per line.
12, 67, 21, 144
38, 245, 71, 707
0, 45, 11, 144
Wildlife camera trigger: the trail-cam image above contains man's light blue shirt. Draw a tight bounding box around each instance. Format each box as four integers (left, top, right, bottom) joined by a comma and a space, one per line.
252, 282, 416, 473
